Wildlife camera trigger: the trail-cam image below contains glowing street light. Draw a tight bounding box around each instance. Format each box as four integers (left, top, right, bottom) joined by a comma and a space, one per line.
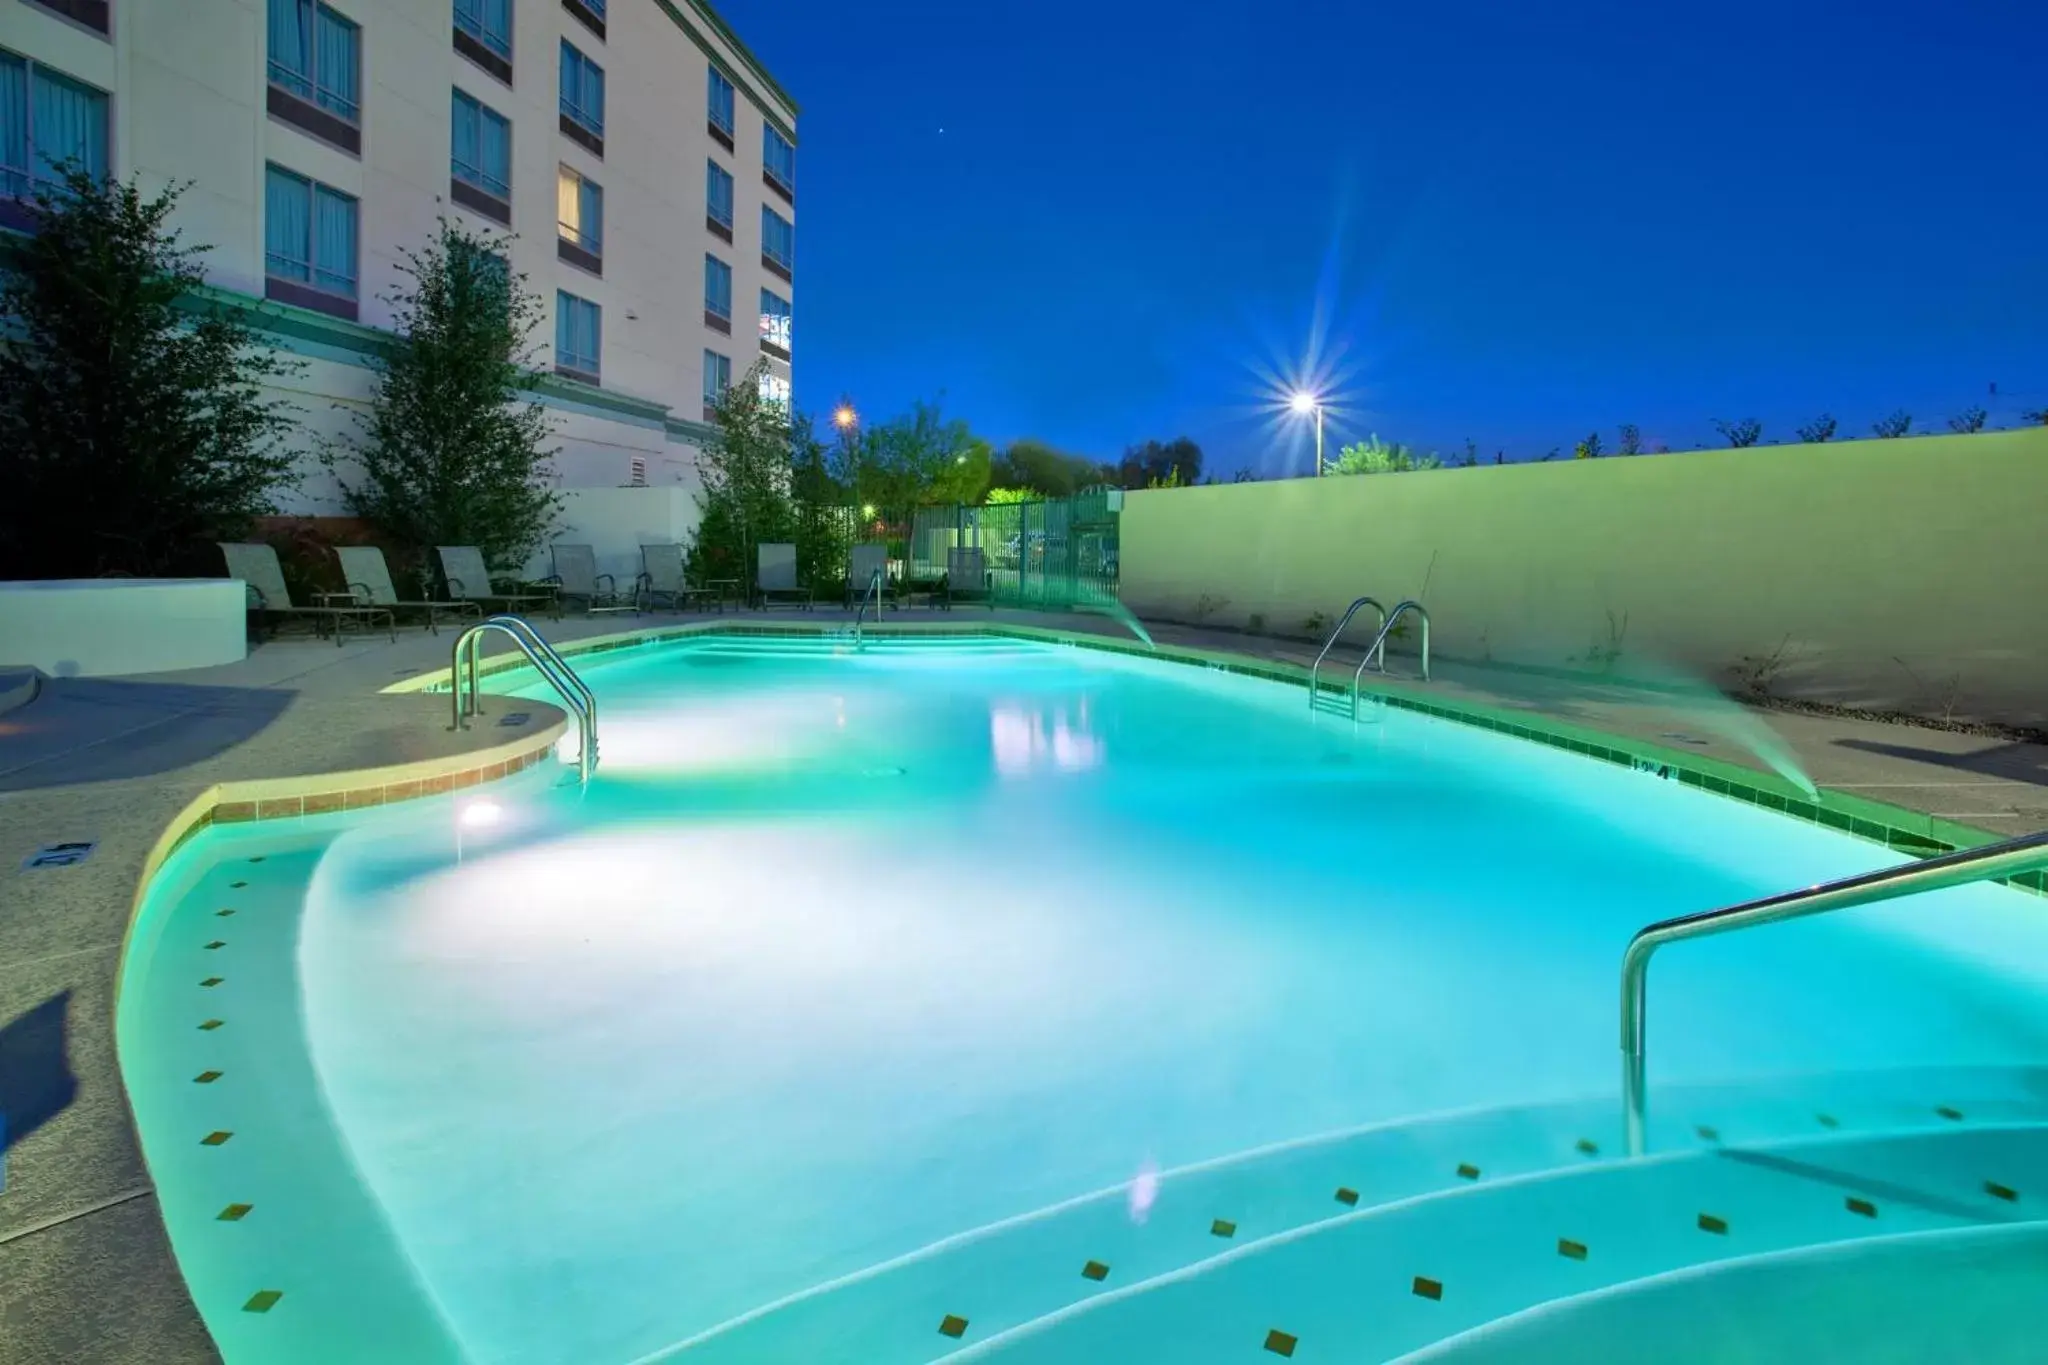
833, 404, 858, 431
1289, 390, 1326, 476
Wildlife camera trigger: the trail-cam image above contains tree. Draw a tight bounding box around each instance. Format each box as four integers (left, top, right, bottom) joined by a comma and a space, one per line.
1328, 435, 1440, 475
690, 358, 798, 583
1116, 437, 1202, 489
1947, 406, 1987, 434
0, 167, 301, 579
1615, 424, 1643, 456
325, 219, 557, 575
2026, 408, 2048, 426
1574, 431, 1604, 459
1872, 410, 1913, 439
988, 439, 1108, 498
1795, 414, 1838, 444
835, 398, 987, 509
1714, 418, 1763, 448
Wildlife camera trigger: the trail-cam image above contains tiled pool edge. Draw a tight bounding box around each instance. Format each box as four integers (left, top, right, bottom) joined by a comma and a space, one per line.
378, 619, 2041, 897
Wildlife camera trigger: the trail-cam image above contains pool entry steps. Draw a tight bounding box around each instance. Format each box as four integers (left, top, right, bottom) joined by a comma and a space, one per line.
450, 616, 599, 784
1309, 595, 1433, 720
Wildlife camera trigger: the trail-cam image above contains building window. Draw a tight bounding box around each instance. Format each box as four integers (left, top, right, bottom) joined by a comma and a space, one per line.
556, 164, 602, 273
707, 65, 734, 148
555, 289, 601, 380
760, 205, 793, 280
450, 89, 512, 223
763, 126, 793, 201
701, 349, 729, 419
27, 0, 111, 36
705, 158, 733, 241
563, 0, 604, 40
453, 0, 513, 84
558, 40, 604, 155
758, 289, 790, 359
267, 0, 362, 153
264, 163, 358, 319
0, 53, 110, 216
703, 253, 731, 334
758, 369, 790, 410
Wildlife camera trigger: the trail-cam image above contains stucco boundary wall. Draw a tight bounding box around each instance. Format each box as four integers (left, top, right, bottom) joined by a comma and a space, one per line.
1117, 428, 2048, 730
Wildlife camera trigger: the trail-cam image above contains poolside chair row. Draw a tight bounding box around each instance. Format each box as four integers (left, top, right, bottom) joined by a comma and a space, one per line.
749, 542, 992, 610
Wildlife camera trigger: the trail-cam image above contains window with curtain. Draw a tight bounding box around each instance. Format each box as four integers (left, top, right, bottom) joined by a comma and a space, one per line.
706, 159, 733, 229
763, 126, 794, 191
758, 370, 790, 410
454, 0, 513, 61
268, 0, 361, 124
759, 289, 791, 354
704, 253, 731, 320
708, 66, 734, 136
264, 164, 358, 298
702, 349, 730, 409
557, 165, 602, 255
0, 55, 112, 201
761, 206, 793, 272
559, 41, 604, 136
556, 290, 601, 377
451, 90, 511, 198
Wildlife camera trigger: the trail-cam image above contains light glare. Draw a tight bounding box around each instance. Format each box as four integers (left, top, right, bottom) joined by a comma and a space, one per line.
1288, 390, 1319, 415
460, 800, 503, 830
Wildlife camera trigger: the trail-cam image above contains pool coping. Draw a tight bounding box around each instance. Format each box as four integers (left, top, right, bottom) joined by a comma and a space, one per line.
381, 618, 2042, 896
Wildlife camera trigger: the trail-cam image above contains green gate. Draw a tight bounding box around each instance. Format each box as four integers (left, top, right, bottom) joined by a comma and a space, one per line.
908, 488, 1122, 609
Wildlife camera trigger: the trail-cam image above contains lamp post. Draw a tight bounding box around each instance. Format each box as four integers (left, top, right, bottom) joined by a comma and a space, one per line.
1290, 391, 1325, 475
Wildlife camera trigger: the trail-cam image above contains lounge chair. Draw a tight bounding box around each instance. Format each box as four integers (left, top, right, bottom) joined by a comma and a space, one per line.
436, 545, 560, 619
219, 542, 395, 644
334, 545, 481, 634
754, 542, 813, 609
944, 546, 991, 608
549, 543, 636, 614
637, 543, 723, 612
844, 541, 892, 609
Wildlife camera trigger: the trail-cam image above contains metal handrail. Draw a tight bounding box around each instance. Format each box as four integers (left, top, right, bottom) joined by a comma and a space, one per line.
450, 615, 599, 785
1620, 828, 2048, 1156
853, 567, 885, 650
1308, 597, 1387, 705
1351, 600, 1432, 712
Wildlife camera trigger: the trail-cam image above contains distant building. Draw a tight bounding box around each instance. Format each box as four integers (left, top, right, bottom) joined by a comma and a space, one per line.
1, 0, 798, 503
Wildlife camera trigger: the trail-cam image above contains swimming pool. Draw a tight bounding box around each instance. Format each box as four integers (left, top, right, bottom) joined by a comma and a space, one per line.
119, 633, 2048, 1363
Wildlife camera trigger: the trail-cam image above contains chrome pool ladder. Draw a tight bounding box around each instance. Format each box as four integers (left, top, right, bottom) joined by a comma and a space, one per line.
1619, 827, 2048, 1156
1309, 596, 1432, 719
450, 615, 599, 785
1309, 597, 1387, 711
853, 567, 885, 651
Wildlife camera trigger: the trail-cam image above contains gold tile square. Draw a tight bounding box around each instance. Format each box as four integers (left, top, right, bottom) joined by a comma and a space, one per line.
1936, 1106, 1964, 1121
1335, 1187, 1360, 1206
1694, 1124, 1720, 1142
243, 1290, 282, 1313
194, 1070, 223, 1084
205, 940, 226, 950
1456, 1162, 1480, 1180
1697, 1213, 1728, 1234
1846, 1197, 1877, 1218
1985, 1181, 2018, 1202
1558, 1238, 1588, 1260
1574, 1138, 1599, 1156
1264, 1328, 1298, 1357
198, 1020, 224, 1031
1412, 1275, 1443, 1301
937, 1314, 968, 1339
200, 1131, 233, 1146
1081, 1260, 1110, 1281
218, 1203, 253, 1222
1211, 1218, 1237, 1238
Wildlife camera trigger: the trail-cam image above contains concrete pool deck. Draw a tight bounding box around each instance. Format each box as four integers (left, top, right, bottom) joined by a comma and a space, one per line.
1, 607, 2042, 1363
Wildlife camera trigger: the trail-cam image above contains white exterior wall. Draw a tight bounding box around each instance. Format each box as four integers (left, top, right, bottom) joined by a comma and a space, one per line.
517, 486, 702, 586
1, 0, 796, 506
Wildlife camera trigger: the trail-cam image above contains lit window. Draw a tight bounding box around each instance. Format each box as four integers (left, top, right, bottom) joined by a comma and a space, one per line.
758, 370, 790, 409
0, 54, 111, 201
453, 0, 512, 61
763, 126, 794, 192
702, 349, 730, 411
703, 253, 731, 321
706, 159, 733, 229
264, 163, 358, 299
559, 41, 605, 138
707, 66, 734, 136
556, 290, 601, 379
557, 164, 602, 256
268, 0, 361, 124
759, 289, 791, 354
451, 90, 512, 199
760, 206, 793, 274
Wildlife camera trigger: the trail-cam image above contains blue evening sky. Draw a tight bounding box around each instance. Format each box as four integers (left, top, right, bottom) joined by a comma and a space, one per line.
721, 0, 2048, 477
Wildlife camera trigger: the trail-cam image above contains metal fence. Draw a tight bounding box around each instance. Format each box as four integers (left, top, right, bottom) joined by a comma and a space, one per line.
907, 487, 1122, 609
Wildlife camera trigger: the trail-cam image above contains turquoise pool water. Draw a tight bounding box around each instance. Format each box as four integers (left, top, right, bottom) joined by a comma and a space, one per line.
119, 636, 2048, 1363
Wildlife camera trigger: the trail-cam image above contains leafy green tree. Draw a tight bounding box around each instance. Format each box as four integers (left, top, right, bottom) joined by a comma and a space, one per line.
1328, 435, 1440, 475
1615, 424, 1643, 456
2026, 408, 2048, 426
1714, 418, 1763, 448
835, 398, 987, 508
1574, 431, 1605, 459
1795, 414, 1838, 444
989, 439, 1108, 497
0, 167, 301, 578
690, 358, 798, 583
1872, 410, 1913, 439
325, 219, 557, 576
1947, 406, 1987, 434
1116, 437, 1202, 489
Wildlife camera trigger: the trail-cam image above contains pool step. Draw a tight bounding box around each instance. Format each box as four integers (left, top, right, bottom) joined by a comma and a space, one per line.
664, 1066, 2048, 1363
960, 1123, 2048, 1364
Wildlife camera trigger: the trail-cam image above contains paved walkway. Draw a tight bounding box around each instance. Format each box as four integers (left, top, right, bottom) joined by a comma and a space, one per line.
0, 606, 2041, 1363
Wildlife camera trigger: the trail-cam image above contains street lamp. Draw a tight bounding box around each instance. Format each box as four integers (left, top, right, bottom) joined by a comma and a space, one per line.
833, 404, 858, 431
1289, 390, 1325, 475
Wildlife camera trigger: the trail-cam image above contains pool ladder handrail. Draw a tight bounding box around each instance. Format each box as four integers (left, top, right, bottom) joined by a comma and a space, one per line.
1308, 597, 1387, 708
853, 567, 885, 651
1620, 827, 2048, 1157
450, 615, 599, 785
1350, 600, 1432, 712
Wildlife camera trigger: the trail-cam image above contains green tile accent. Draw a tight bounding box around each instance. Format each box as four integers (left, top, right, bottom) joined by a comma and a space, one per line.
1986, 1181, 2018, 1202
1698, 1213, 1729, 1234
216, 908, 236, 917
1558, 1238, 1589, 1260
242, 1290, 283, 1314
1335, 1187, 1360, 1205
198, 1019, 224, 1031
1846, 1196, 1878, 1218
200, 977, 224, 988
200, 1130, 233, 1146
218, 1203, 253, 1222
1211, 1218, 1237, 1238
1264, 1328, 1299, 1356
1413, 1275, 1443, 1301
1694, 1124, 1721, 1142
1081, 1259, 1110, 1281
205, 940, 226, 950
1937, 1106, 1965, 1121
937, 1314, 968, 1339
1455, 1162, 1480, 1179
194, 1070, 223, 1084
1816, 1113, 1840, 1128
1574, 1138, 1599, 1156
